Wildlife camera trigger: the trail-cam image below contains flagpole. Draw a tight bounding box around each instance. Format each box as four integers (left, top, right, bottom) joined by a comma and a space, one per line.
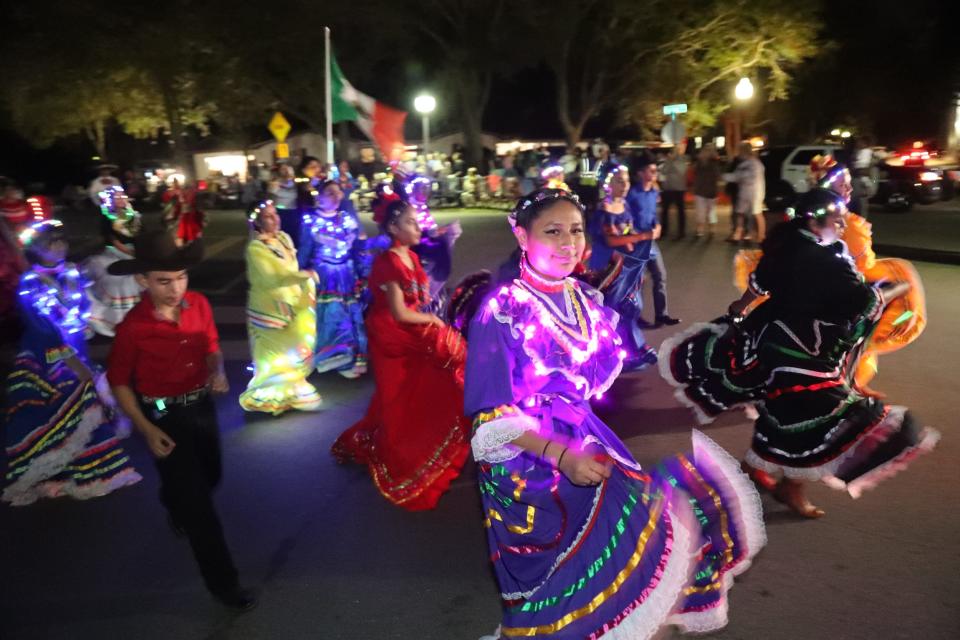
324, 26, 334, 166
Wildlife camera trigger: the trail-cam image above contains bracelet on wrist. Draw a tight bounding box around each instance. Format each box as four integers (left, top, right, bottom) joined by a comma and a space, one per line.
541, 441, 552, 460
557, 447, 569, 468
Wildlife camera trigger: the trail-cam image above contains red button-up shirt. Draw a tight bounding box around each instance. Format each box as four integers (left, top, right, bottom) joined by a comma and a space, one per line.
107, 291, 220, 397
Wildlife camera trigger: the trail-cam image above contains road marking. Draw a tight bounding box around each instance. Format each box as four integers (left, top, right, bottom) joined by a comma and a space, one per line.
211, 272, 248, 295
204, 236, 244, 258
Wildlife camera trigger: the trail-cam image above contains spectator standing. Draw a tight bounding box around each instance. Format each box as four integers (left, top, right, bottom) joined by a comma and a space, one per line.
725, 142, 766, 243
660, 144, 689, 239
88, 164, 121, 207
850, 136, 874, 218
692, 144, 722, 238
270, 164, 298, 211
626, 154, 680, 327
724, 154, 743, 238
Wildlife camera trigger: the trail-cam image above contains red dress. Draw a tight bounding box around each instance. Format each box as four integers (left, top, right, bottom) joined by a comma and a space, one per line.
162, 188, 204, 243
332, 249, 469, 511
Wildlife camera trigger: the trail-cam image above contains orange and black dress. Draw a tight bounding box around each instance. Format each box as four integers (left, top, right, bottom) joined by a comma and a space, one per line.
331, 249, 469, 510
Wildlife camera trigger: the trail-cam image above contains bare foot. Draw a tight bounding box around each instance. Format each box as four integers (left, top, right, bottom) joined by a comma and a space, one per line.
773, 480, 825, 518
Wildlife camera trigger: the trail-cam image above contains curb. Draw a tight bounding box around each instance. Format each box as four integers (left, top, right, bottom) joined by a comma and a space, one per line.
873, 244, 960, 266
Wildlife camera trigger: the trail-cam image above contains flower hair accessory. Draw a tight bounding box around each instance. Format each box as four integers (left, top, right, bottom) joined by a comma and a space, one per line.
508, 188, 583, 229
372, 190, 403, 226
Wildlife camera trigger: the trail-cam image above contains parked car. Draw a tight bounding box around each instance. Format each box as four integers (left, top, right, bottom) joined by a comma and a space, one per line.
871, 164, 943, 211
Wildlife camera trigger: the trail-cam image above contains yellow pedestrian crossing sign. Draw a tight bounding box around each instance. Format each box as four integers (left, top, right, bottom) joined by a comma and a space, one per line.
268, 112, 291, 142
276, 143, 290, 159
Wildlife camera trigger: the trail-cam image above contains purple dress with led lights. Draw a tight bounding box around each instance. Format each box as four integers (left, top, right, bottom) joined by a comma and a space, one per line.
3, 263, 140, 506
410, 200, 458, 306
299, 208, 380, 374
465, 269, 765, 638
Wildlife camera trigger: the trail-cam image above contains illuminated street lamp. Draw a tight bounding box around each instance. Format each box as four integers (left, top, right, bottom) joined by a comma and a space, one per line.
414, 93, 436, 157
729, 77, 754, 156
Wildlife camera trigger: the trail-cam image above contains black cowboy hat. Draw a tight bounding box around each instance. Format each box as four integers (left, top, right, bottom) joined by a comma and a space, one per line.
107, 230, 204, 275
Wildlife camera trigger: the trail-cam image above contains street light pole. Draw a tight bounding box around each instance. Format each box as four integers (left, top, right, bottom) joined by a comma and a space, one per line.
414, 94, 436, 168
421, 113, 430, 157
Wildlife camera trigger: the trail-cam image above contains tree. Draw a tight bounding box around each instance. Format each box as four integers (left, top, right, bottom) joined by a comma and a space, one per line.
521, 0, 822, 145
625, 0, 822, 135
2, 1, 244, 169
393, 0, 529, 169
518, 0, 671, 147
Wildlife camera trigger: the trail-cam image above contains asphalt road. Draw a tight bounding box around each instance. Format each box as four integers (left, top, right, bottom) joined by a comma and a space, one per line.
1, 205, 957, 640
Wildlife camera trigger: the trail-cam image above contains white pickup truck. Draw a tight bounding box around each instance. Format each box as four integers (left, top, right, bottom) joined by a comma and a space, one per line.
759, 145, 840, 209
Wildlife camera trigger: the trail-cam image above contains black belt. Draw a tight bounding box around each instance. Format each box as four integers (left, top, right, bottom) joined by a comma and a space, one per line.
141, 387, 208, 409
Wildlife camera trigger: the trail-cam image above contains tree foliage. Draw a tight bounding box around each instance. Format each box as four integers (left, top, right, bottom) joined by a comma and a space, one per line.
520, 0, 822, 144
1, 0, 826, 165
624, 0, 822, 135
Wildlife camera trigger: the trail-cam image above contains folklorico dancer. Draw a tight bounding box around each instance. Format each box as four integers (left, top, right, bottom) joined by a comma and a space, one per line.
3, 219, 141, 506
661, 188, 939, 519
298, 179, 379, 378
585, 164, 660, 370
289, 155, 325, 253
332, 198, 469, 510
732, 155, 926, 396
404, 175, 461, 310
162, 181, 205, 246
541, 164, 569, 190
464, 188, 765, 639
240, 200, 322, 414
106, 231, 257, 611
82, 185, 144, 337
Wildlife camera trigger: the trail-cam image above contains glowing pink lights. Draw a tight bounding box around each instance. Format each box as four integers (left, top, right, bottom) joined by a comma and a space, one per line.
489, 278, 625, 400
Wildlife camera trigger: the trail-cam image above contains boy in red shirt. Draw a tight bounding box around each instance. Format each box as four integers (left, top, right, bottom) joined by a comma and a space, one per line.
107, 231, 256, 611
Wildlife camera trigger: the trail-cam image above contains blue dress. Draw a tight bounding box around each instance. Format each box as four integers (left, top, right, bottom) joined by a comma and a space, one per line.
3, 264, 141, 506
299, 208, 380, 373
465, 274, 765, 638
587, 205, 650, 363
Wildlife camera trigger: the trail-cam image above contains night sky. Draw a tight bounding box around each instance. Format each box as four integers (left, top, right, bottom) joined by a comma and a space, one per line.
1, 0, 957, 187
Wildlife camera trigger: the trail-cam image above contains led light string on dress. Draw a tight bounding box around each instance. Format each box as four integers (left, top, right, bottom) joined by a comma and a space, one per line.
17, 218, 63, 249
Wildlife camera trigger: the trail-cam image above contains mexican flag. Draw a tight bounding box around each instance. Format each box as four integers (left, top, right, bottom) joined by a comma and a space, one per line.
330, 52, 407, 161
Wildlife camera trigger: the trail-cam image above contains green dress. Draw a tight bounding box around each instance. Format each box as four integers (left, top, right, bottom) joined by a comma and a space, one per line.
240, 231, 322, 414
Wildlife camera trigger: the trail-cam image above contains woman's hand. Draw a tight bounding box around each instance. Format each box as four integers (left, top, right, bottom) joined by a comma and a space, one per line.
441, 221, 462, 240
558, 448, 612, 486
65, 356, 94, 383
428, 314, 445, 328
727, 298, 749, 319
879, 280, 911, 305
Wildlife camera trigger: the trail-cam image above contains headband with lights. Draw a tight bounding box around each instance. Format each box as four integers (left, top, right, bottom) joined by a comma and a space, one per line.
18, 218, 64, 248
508, 189, 583, 229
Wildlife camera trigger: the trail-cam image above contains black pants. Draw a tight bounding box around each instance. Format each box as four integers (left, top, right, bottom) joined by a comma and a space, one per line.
644, 252, 669, 318
661, 190, 686, 237
141, 395, 239, 595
